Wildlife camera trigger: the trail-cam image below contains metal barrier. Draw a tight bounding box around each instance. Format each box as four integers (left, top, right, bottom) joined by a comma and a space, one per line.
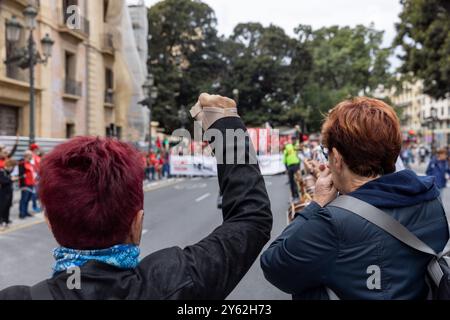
0, 136, 66, 160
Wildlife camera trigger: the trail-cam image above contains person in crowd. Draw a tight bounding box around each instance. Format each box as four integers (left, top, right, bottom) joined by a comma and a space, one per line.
283, 142, 301, 202
419, 145, 427, 164
0, 136, 19, 169
261, 97, 448, 300
0, 159, 17, 230
148, 150, 157, 181
141, 152, 150, 181
163, 137, 170, 151
155, 137, 162, 151
400, 145, 413, 169
426, 148, 450, 191
18, 151, 36, 220
0, 93, 272, 300
161, 150, 170, 179
29, 144, 42, 213
156, 151, 163, 180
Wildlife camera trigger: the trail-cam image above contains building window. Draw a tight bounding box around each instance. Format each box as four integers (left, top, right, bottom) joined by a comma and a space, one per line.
62, 0, 78, 20
0, 105, 19, 136
105, 68, 114, 104
63, 51, 82, 96
66, 123, 75, 139
65, 51, 76, 77
103, 0, 109, 22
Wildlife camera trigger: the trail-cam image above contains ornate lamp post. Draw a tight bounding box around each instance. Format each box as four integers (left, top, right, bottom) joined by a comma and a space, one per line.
5, 6, 54, 145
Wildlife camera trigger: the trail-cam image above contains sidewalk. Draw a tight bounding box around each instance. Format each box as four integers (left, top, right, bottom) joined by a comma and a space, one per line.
1, 178, 184, 234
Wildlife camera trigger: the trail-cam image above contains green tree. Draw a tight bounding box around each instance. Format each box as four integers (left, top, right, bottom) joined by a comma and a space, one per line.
221, 23, 312, 127
148, 0, 224, 132
394, 0, 450, 99
295, 24, 393, 130
147, 1, 393, 134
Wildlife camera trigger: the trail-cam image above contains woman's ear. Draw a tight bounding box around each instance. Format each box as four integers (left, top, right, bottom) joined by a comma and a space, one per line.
130, 210, 144, 246
331, 148, 344, 172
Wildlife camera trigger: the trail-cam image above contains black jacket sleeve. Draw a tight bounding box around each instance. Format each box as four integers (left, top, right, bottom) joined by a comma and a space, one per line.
181, 117, 273, 299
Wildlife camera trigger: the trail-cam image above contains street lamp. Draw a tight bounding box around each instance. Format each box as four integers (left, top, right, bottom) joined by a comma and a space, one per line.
23, 5, 38, 29
178, 105, 187, 129
140, 73, 158, 153
5, 16, 23, 43
232, 88, 239, 104
429, 107, 438, 153
4, 5, 54, 145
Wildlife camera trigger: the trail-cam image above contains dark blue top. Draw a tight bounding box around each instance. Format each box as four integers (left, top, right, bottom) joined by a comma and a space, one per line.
261, 170, 449, 299
426, 157, 450, 189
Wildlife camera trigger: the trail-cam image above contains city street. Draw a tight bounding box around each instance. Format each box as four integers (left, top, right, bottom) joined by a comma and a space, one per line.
0, 175, 290, 300
1, 167, 450, 299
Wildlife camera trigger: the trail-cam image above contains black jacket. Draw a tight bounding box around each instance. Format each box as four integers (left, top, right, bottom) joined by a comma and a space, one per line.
0, 169, 13, 194
0, 117, 273, 300
0, 169, 13, 208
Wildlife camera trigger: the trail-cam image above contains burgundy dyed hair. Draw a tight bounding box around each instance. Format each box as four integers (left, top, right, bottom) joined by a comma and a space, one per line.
39, 137, 144, 250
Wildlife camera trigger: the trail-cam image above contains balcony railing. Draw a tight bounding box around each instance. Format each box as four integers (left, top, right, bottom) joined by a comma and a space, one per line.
61, 10, 90, 37
105, 89, 114, 105
64, 78, 82, 96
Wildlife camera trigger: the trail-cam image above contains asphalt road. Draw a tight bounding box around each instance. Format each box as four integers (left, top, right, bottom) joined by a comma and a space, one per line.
0, 175, 291, 300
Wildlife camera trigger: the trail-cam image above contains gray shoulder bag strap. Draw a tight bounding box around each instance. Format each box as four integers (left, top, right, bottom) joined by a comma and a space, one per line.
30, 280, 54, 300
329, 195, 450, 286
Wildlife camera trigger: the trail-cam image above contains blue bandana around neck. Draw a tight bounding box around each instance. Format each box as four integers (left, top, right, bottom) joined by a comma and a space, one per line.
52, 244, 140, 276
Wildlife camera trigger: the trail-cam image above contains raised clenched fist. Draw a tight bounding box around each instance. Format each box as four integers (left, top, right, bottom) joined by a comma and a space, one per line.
190, 93, 240, 130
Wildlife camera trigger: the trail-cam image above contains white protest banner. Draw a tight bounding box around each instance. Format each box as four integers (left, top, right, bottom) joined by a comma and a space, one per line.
170, 154, 285, 176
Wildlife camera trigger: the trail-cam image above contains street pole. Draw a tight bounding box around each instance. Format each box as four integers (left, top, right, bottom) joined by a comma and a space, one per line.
432, 122, 436, 154
28, 30, 35, 145
148, 99, 152, 154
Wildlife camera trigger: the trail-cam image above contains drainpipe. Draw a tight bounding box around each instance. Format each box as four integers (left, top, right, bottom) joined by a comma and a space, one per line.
84, 0, 90, 135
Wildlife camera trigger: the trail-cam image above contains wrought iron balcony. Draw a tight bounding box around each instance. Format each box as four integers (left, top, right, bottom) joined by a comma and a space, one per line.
104, 89, 114, 105
64, 78, 82, 96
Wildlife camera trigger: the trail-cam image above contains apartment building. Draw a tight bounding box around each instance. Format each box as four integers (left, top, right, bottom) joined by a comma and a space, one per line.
0, 0, 146, 141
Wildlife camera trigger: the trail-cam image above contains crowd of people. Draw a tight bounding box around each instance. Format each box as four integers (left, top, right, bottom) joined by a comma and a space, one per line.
0, 94, 447, 300
0, 141, 44, 230
140, 136, 172, 182
1, 94, 450, 300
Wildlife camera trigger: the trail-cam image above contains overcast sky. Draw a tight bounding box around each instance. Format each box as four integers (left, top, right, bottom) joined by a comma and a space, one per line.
128, 0, 402, 48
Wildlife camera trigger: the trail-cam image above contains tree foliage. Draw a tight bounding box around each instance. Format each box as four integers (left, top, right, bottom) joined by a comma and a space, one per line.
394, 0, 450, 99
148, 0, 393, 132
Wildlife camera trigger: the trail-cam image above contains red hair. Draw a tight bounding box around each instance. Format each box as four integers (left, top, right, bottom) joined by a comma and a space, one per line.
322, 97, 402, 177
39, 137, 144, 249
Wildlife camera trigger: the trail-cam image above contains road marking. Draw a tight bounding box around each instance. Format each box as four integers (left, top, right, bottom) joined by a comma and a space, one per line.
0, 218, 45, 236
144, 179, 184, 192
174, 183, 207, 190
1, 181, 184, 237
142, 229, 148, 235
195, 193, 211, 202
